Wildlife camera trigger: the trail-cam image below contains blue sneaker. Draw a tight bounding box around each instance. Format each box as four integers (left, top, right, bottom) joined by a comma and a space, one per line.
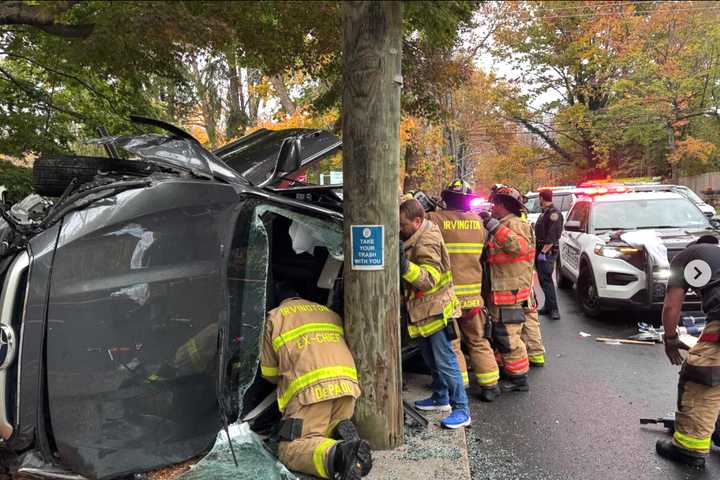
414, 397, 451, 412
441, 410, 471, 429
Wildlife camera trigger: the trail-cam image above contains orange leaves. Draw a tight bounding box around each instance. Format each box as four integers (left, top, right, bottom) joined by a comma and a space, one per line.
668, 136, 717, 166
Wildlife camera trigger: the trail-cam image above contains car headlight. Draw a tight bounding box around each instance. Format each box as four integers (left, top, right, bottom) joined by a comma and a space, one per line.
594, 244, 645, 270
653, 268, 672, 280
593, 244, 640, 258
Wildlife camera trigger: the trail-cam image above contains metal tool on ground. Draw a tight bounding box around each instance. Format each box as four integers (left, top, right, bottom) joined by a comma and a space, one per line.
403, 400, 429, 428
596, 337, 656, 346
640, 415, 676, 431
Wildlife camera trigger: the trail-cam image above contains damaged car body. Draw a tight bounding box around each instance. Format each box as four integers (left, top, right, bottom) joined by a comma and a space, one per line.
0, 118, 347, 478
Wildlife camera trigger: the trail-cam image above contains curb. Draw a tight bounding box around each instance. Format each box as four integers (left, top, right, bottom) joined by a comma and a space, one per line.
365, 373, 472, 480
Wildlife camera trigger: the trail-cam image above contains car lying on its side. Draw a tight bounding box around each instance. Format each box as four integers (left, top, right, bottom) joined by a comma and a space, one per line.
0, 118, 374, 479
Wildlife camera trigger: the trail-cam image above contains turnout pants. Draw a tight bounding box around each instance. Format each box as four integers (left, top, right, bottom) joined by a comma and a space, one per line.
673, 322, 720, 455
279, 396, 356, 478
521, 304, 546, 366
456, 307, 501, 388
488, 304, 530, 377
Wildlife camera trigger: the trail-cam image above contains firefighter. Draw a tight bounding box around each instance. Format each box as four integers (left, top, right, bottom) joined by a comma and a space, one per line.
655, 235, 720, 469
480, 185, 534, 392
534, 189, 563, 320
260, 283, 372, 480
399, 198, 471, 428
427, 180, 501, 401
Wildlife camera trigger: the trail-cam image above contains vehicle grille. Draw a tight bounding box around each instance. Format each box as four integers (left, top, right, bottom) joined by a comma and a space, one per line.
0, 252, 29, 442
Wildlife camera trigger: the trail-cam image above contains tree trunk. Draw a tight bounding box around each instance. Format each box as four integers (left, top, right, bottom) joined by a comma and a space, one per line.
403, 142, 420, 192
342, 1, 403, 450
271, 74, 297, 115
225, 50, 247, 140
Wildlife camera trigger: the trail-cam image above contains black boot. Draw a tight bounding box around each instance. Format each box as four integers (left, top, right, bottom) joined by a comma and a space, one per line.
655, 439, 705, 468
334, 419, 360, 442
551, 310, 561, 320
478, 386, 501, 403
328, 440, 372, 480
499, 374, 529, 392
333, 421, 371, 476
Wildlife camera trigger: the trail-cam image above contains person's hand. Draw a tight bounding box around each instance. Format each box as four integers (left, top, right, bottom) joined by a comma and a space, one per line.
537, 252, 547, 262
399, 243, 409, 275
663, 334, 689, 365
479, 211, 500, 234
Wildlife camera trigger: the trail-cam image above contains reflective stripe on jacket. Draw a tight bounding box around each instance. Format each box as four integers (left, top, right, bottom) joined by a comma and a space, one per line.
402, 219, 461, 338
260, 298, 360, 411
427, 209, 486, 309
487, 214, 536, 304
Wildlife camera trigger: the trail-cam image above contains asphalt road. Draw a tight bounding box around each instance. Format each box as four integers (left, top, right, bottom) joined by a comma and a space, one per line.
467, 288, 720, 480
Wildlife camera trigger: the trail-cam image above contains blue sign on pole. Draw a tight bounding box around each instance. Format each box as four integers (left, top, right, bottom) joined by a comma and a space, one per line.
350, 225, 385, 270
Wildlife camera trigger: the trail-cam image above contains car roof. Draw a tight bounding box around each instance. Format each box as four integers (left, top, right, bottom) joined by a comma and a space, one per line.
578, 191, 686, 203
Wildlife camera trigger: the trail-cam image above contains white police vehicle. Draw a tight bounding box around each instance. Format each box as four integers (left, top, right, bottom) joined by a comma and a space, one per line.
525, 188, 577, 226
557, 187, 714, 316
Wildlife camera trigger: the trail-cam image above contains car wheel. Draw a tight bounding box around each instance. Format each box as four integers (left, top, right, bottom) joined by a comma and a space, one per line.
557, 255, 573, 290
576, 262, 601, 317
32, 155, 158, 197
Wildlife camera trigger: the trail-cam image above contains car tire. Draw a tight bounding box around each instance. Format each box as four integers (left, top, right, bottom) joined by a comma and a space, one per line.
576, 261, 602, 317
32, 155, 157, 197
556, 255, 573, 290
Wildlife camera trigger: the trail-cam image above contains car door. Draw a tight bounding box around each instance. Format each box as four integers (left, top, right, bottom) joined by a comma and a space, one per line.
560, 201, 589, 280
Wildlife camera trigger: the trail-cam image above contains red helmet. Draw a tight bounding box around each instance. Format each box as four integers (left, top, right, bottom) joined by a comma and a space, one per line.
489, 185, 525, 211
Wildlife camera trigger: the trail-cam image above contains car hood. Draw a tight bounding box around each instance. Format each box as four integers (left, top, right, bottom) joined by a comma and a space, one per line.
605, 227, 716, 250
214, 129, 342, 186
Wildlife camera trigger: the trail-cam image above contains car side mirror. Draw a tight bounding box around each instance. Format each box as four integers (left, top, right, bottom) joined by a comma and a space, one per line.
565, 220, 582, 232
278, 137, 302, 174
258, 136, 303, 187
711, 218, 720, 230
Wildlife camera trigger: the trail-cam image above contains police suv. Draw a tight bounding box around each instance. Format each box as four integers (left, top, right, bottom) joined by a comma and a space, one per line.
557, 186, 714, 316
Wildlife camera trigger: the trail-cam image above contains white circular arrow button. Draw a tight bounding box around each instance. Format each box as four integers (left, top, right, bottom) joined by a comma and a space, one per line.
684, 259, 712, 288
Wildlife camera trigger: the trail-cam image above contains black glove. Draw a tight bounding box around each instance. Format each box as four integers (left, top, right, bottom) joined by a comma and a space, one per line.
663, 334, 689, 366
479, 211, 501, 234
399, 242, 409, 275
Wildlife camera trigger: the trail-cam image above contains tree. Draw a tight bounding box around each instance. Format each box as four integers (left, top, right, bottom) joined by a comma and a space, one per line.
342, 1, 403, 450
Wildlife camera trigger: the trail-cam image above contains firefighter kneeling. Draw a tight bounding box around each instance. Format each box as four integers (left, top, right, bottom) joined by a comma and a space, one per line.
261, 283, 372, 480
480, 185, 534, 392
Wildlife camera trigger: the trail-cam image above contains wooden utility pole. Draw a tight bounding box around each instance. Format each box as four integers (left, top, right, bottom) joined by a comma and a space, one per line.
342, 1, 403, 449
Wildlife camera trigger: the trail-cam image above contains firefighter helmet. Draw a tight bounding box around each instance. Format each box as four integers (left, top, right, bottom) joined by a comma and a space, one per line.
441, 179, 473, 209
489, 184, 525, 211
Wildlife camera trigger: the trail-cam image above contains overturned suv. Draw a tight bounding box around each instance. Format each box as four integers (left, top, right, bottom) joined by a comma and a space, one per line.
0, 117, 351, 478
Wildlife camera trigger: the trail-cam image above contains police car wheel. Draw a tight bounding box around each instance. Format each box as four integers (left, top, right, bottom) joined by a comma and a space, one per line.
556, 256, 573, 290
576, 265, 601, 317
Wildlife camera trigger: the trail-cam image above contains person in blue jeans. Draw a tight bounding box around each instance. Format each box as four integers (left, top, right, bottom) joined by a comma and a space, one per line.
399, 199, 470, 428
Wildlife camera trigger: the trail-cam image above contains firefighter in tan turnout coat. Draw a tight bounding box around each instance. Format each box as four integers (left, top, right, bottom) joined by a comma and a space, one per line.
428, 180, 503, 402
261, 284, 372, 480
400, 198, 471, 429
480, 185, 535, 393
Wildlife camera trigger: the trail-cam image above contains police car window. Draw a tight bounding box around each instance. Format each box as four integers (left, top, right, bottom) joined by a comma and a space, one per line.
591, 198, 709, 231
525, 195, 541, 214
556, 194, 573, 212
568, 202, 586, 223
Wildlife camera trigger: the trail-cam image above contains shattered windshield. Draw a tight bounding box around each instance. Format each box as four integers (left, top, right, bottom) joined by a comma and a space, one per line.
89, 134, 245, 183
